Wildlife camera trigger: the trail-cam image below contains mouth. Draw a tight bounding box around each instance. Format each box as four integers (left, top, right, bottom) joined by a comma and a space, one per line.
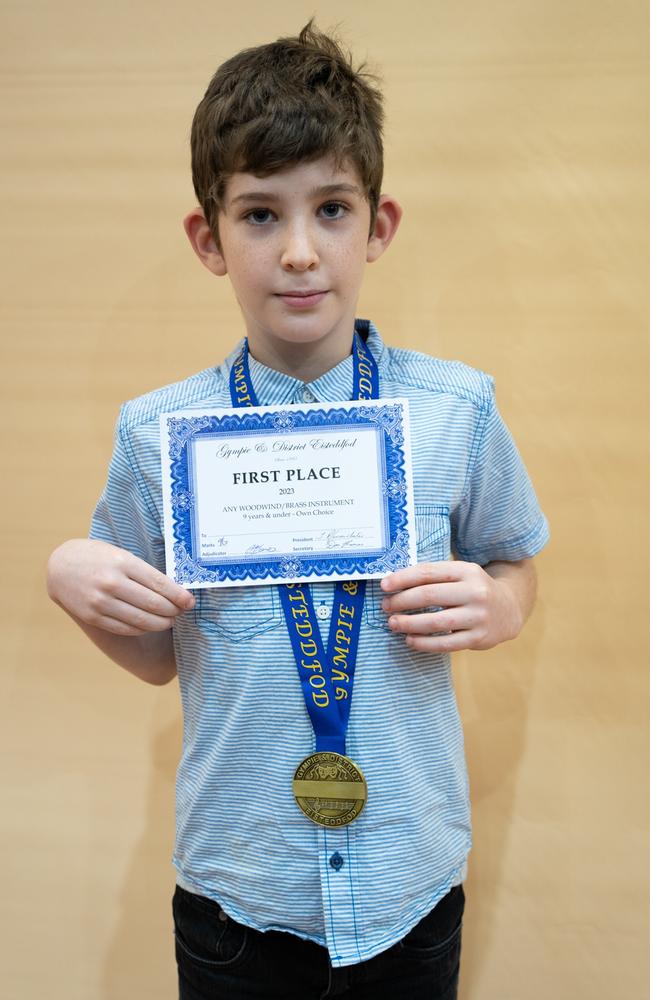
275, 290, 328, 308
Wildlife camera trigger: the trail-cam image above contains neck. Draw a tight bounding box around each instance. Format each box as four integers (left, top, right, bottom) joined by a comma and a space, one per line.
247, 333, 355, 383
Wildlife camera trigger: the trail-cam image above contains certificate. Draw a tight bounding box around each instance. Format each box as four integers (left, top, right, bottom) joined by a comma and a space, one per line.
160, 399, 416, 588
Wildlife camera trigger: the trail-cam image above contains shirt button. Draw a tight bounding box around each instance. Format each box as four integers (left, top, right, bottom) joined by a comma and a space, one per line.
329, 852, 344, 871
301, 387, 316, 403
316, 603, 331, 620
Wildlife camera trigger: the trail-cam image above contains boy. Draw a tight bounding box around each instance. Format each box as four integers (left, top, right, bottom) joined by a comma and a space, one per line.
47, 22, 548, 1000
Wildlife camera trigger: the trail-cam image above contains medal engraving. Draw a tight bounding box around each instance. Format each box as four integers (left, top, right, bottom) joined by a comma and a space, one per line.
293, 751, 367, 827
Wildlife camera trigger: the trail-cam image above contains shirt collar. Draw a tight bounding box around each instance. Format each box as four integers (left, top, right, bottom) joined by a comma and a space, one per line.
219, 320, 386, 406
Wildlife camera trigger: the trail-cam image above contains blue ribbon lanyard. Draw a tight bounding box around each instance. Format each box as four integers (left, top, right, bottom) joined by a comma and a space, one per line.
229, 323, 379, 756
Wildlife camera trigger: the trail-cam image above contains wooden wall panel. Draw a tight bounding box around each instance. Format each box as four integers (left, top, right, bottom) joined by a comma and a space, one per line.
1, 2, 648, 997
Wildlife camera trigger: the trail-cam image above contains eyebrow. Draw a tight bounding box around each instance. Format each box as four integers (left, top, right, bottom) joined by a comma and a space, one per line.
229, 183, 362, 207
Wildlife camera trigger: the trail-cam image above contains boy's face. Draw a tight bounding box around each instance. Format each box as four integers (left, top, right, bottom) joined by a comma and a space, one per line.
185, 157, 401, 376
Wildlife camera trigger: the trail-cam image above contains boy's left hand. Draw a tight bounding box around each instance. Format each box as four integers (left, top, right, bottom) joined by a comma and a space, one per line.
380, 559, 535, 653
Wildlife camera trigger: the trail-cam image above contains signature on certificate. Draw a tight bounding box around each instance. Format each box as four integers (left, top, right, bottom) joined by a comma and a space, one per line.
245, 543, 278, 555
318, 529, 364, 550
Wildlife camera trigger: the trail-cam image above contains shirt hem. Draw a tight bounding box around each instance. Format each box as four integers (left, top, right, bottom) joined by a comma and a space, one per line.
329, 854, 469, 967
173, 851, 470, 969
173, 860, 329, 948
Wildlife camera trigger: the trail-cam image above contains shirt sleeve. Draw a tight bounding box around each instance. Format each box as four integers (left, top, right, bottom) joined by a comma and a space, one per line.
89, 407, 165, 572
451, 386, 549, 565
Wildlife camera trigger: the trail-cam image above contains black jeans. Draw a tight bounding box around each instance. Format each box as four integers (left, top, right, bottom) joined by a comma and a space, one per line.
173, 883, 464, 999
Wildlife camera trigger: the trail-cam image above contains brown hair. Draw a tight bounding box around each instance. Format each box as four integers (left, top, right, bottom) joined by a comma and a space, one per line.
190, 21, 384, 238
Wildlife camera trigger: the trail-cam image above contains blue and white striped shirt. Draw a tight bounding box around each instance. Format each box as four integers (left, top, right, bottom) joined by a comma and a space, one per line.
90, 322, 549, 967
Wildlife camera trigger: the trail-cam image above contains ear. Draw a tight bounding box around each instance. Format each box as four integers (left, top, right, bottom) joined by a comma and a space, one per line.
183, 208, 227, 276
366, 194, 403, 263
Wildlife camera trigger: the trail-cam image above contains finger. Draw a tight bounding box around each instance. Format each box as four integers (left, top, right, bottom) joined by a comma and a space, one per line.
380, 562, 461, 594
91, 614, 153, 637
122, 555, 195, 610
94, 597, 179, 633
381, 582, 472, 614
387, 609, 473, 636
113, 578, 189, 619
404, 630, 478, 654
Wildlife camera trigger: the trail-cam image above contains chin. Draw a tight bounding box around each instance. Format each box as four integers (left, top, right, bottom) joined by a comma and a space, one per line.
268, 323, 340, 347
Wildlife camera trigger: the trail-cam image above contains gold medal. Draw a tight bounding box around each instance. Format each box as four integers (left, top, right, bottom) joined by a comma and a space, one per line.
292, 751, 367, 827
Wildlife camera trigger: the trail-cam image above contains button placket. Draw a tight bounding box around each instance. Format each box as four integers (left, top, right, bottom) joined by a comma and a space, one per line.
318, 827, 361, 961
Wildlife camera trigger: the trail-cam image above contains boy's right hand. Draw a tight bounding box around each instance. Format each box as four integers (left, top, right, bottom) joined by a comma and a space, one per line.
47, 538, 195, 636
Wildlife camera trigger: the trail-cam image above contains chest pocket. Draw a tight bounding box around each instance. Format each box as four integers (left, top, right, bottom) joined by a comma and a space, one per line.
194, 584, 283, 642
194, 505, 451, 640
364, 504, 451, 632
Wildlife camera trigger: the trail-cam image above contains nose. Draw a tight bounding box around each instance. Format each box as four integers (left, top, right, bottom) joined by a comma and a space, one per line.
280, 220, 319, 271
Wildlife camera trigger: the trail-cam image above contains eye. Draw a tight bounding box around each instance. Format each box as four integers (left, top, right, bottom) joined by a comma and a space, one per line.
319, 201, 347, 220
244, 208, 275, 225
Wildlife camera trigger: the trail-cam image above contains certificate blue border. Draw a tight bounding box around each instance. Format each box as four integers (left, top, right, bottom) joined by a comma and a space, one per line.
165, 403, 412, 585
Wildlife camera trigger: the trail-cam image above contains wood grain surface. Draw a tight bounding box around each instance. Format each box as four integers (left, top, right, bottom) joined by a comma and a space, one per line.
1, 2, 648, 997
